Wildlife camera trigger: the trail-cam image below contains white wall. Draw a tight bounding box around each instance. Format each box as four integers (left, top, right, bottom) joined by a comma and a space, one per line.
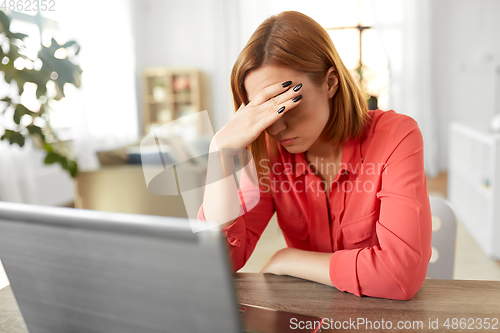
6, 0, 500, 204
431, 0, 500, 170
131, 0, 242, 133
238, 0, 500, 173
130, 0, 500, 172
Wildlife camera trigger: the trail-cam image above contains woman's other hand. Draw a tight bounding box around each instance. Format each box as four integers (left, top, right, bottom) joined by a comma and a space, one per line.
260, 248, 334, 287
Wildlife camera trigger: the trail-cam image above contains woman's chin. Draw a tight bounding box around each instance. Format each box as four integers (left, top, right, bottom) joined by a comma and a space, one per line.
281, 144, 304, 154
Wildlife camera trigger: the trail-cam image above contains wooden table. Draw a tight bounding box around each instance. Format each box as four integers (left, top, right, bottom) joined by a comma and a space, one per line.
1, 274, 500, 332
235, 274, 500, 332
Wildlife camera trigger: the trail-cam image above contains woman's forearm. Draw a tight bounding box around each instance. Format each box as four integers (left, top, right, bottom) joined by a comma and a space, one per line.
262, 248, 334, 287
202, 139, 242, 229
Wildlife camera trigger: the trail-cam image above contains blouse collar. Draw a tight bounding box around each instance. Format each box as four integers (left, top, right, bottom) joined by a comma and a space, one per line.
290, 136, 364, 179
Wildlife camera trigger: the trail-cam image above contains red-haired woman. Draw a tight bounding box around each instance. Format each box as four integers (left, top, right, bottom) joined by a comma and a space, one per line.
198, 11, 432, 300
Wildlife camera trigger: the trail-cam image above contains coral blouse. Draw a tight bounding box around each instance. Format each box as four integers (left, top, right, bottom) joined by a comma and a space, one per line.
197, 109, 432, 300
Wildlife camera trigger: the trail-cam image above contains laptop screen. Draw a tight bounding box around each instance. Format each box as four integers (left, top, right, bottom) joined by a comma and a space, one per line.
0, 202, 243, 333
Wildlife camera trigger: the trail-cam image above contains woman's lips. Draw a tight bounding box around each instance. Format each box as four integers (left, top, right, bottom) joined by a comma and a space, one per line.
280, 137, 297, 146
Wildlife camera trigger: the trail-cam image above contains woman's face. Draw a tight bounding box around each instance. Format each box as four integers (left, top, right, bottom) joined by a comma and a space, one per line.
244, 63, 338, 155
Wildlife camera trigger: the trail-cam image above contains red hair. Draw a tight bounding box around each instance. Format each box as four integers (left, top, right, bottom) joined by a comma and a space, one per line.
230, 11, 369, 191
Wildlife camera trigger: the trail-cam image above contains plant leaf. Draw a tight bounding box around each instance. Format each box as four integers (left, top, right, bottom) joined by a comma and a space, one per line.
44, 152, 60, 164
13, 104, 34, 124
13, 106, 23, 124
0, 10, 10, 32
0, 97, 12, 114
10, 32, 28, 40
7, 43, 22, 60
4, 70, 13, 83
62, 41, 76, 48
17, 80, 24, 95
36, 84, 47, 99
0, 17, 82, 179
53, 79, 65, 100
0, 130, 25, 147
18, 68, 47, 85
59, 156, 69, 170
27, 124, 45, 141
43, 142, 54, 152
48, 38, 60, 55
68, 160, 79, 178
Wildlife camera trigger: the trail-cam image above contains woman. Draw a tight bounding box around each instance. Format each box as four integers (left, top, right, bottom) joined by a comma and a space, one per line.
197, 11, 432, 300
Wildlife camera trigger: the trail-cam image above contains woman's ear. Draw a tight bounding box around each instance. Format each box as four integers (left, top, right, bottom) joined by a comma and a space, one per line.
326, 66, 339, 99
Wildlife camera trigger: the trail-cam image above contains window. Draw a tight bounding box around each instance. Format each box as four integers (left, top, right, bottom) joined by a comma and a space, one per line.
6, 3, 76, 140
324, 0, 389, 110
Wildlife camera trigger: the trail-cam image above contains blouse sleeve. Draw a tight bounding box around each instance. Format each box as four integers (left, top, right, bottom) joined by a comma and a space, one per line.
197, 162, 275, 272
329, 115, 432, 300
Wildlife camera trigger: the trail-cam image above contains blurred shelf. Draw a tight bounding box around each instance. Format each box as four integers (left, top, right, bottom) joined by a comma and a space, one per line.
142, 67, 205, 135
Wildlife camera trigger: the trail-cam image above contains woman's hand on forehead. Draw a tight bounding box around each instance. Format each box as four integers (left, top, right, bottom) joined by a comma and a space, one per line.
213, 79, 302, 151
247, 80, 301, 108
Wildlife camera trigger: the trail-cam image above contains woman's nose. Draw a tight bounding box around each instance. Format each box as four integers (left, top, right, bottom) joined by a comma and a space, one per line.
265, 116, 287, 137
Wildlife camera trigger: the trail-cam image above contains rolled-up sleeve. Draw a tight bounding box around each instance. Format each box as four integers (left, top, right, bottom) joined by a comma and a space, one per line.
197, 167, 275, 272
329, 116, 432, 300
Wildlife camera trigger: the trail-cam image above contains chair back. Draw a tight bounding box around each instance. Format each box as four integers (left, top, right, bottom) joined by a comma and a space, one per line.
427, 196, 457, 279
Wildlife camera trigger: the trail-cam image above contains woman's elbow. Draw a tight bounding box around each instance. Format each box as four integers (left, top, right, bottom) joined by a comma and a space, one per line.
393, 259, 429, 300
371, 250, 429, 300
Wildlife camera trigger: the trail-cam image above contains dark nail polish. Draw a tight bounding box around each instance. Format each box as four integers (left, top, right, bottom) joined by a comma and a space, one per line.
277, 106, 286, 114
282, 81, 292, 88
293, 83, 302, 92
292, 95, 302, 103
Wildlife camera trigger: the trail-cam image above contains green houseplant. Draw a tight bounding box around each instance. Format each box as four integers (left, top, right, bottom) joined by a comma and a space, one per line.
0, 10, 82, 178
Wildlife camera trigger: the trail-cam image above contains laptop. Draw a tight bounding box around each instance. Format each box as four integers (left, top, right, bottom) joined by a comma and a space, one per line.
0, 202, 323, 333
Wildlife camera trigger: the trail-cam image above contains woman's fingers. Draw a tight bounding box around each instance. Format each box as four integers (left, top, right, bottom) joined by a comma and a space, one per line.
248, 80, 293, 106
215, 80, 303, 151
260, 82, 302, 111
256, 92, 303, 129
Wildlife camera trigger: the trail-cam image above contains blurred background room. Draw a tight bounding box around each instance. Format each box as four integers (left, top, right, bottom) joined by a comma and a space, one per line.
1, 0, 500, 288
